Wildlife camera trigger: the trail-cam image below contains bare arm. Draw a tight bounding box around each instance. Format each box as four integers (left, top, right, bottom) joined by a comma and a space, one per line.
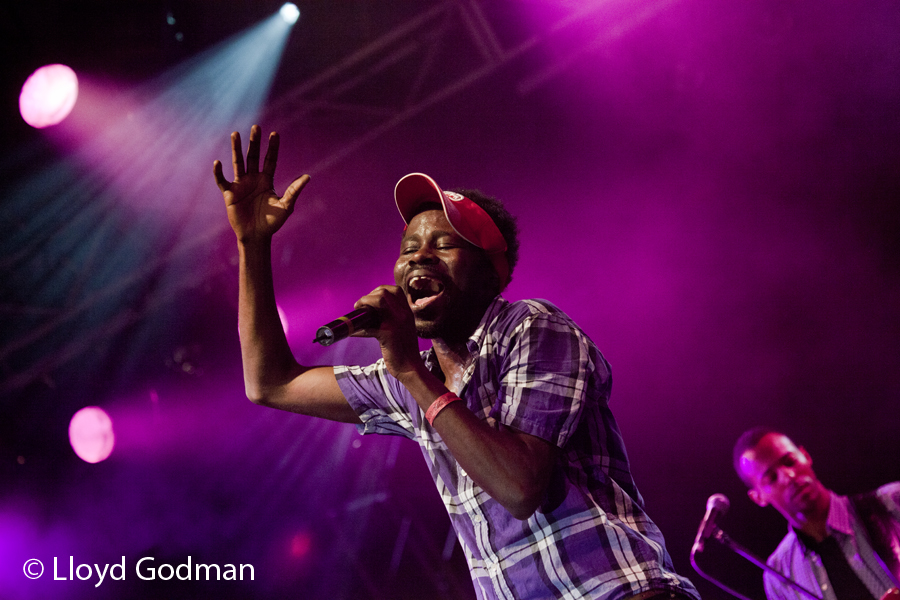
401, 364, 559, 520
354, 285, 558, 519
214, 126, 359, 424
400, 365, 559, 520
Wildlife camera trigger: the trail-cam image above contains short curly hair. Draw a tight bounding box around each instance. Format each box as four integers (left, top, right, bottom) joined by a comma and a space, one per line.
451, 188, 520, 287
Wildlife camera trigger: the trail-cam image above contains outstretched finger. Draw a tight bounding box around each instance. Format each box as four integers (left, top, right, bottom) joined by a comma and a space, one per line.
231, 131, 245, 178
282, 174, 311, 212
213, 160, 231, 192
262, 131, 280, 179
246, 124, 262, 174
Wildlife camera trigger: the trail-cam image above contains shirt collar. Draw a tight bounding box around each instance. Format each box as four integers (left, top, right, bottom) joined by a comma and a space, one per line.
791, 492, 854, 550
824, 493, 854, 536
466, 295, 507, 354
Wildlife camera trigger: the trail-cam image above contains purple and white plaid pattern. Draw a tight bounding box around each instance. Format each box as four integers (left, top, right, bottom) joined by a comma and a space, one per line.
336, 296, 700, 600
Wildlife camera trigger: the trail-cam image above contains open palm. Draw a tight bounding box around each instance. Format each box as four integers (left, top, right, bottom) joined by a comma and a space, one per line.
214, 125, 309, 243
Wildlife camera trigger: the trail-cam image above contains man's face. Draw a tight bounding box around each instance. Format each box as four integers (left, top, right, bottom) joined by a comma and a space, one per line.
393, 209, 497, 342
739, 433, 829, 526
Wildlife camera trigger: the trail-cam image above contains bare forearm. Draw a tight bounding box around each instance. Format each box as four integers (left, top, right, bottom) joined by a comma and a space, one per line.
231, 238, 357, 423
215, 128, 353, 419
439, 407, 555, 519
398, 367, 556, 520
237, 239, 301, 402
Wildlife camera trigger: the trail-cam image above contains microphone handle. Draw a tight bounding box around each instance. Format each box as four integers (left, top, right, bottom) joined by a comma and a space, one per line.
314, 308, 379, 346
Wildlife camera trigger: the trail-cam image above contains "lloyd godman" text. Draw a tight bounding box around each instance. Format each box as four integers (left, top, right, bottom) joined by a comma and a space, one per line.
52, 556, 254, 587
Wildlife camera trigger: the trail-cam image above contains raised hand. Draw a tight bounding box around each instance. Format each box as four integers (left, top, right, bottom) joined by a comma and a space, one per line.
213, 125, 310, 243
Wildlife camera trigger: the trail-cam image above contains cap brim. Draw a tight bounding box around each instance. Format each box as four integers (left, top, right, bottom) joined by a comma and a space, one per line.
394, 172, 510, 289
395, 173, 445, 224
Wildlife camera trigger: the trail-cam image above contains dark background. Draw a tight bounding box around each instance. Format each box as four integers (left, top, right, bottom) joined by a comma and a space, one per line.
2, 1, 899, 598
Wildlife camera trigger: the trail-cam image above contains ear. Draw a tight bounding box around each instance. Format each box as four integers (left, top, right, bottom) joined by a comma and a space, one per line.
748, 488, 767, 507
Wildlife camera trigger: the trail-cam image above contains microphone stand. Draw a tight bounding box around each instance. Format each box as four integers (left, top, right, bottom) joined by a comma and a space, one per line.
690, 527, 822, 600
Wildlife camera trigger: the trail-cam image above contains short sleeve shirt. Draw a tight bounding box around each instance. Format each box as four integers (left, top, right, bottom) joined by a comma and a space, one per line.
335, 296, 700, 600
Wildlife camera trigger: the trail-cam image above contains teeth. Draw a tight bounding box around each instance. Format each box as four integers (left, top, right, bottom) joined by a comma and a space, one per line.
408, 276, 443, 300
409, 276, 440, 290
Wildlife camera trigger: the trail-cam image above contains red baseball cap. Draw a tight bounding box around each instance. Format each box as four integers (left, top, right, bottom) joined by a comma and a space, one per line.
394, 173, 510, 289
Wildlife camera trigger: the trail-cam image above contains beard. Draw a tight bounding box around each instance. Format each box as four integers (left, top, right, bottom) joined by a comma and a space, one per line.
414, 276, 499, 343
415, 300, 491, 342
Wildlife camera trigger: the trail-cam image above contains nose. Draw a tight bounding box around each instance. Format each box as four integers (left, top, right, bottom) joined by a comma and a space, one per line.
408, 244, 437, 265
776, 465, 796, 485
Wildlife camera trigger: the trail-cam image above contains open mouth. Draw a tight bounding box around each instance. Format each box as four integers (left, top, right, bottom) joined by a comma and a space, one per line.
408, 276, 445, 308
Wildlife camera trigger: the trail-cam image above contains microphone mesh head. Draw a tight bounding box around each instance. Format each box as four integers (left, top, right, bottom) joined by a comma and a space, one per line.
707, 493, 730, 512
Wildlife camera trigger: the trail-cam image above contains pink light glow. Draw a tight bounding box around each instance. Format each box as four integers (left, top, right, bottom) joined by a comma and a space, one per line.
68, 406, 115, 464
290, 531, 312, 558
277, 304, 289, 336
19, 64, 79, 128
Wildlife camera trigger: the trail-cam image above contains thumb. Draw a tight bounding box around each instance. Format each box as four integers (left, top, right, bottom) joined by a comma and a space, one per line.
282, 174, 311, 211
213, 160, 231, 193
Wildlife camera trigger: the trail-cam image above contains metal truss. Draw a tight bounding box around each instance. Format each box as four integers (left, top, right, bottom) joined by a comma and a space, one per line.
263, 0, 676, 173
1, 0, 678, 396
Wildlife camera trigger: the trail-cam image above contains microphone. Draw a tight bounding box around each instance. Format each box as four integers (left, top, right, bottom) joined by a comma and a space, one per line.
313, 308, 379, 346
692, 493, 730, 555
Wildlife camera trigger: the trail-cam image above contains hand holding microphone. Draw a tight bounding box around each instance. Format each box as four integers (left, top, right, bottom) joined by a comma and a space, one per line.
312, 286, 410, 346
313, 286, 424, 384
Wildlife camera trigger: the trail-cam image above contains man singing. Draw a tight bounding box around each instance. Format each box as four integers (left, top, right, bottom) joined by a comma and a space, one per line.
214, 125, 699, 600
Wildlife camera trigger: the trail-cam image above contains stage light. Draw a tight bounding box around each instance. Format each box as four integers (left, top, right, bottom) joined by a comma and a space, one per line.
3, 6, 300, 405
280, 3, 300, 25
69, 406, 115, 464
19, 64, 79, 128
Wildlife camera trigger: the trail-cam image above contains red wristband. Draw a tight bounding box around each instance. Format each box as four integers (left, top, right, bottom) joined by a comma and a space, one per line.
425, 392, 461, 426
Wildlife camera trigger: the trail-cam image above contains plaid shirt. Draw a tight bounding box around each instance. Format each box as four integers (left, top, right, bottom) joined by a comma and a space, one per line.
335, 296, 700, 600
764, 484, 900, 600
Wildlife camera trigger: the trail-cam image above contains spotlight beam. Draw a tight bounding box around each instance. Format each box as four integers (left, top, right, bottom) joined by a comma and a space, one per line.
0, 231, 230, 396
1, 7, 298, 394
2, 1, 662, 394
